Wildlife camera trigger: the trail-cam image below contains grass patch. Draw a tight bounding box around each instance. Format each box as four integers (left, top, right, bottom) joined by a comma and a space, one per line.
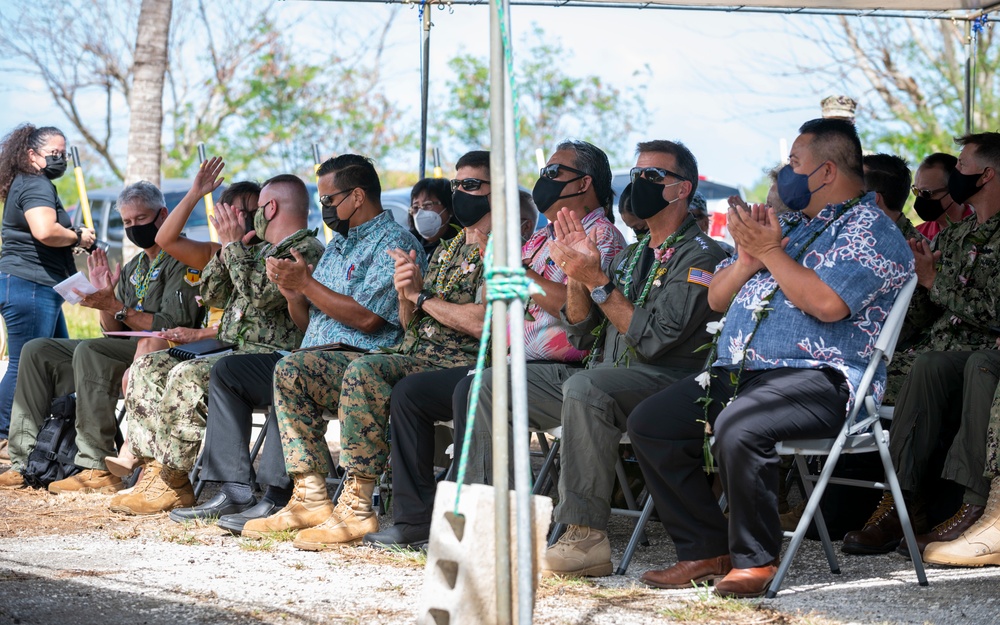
261, 528, 298, 542
380, 544, 428, 567
63, 303, 102, 339
162, 531, 206, 546
238, 537, 276, 552
658, 589, 776, 624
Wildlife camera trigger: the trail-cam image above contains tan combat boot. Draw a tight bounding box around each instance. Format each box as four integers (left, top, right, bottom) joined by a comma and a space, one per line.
924, 477, 1000, 567
109, 462, 194, 515
294, 474, 379, 550
242, 473, 333, 539
541, 525, 614, 578
49, 469, 123, 494
0, 468, 25, 489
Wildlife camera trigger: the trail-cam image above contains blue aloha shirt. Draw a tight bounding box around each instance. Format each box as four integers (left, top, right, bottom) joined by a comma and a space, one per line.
300, 211, 426, 349
712, 193, 914, 411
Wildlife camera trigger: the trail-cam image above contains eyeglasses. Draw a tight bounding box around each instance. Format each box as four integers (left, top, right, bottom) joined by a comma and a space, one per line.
319, 188, 355, 208
911, 185, 948, 200
629, 167, 689, 185
539, 163, 587, 180
409, 200, 444, 213
451, 178, 490, 192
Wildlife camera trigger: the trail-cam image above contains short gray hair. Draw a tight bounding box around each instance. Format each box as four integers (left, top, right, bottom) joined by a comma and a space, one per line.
116, 180, 165, 213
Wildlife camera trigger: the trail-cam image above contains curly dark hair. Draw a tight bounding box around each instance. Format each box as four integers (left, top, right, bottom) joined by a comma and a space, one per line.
0, 124, 65, 202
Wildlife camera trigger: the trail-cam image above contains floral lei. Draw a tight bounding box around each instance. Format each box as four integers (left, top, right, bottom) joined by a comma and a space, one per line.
584, 220, 696, 369
433, 230, 481, 297
694, 197, 862, 472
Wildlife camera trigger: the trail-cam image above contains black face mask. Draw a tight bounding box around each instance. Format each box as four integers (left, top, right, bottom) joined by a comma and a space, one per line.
948, 170, 987, 205
125, 220, 160, 249
630, 175, 679, 219
42, 154, 67, 180
531, 175, 585, 214
322, 196, 359, 238
452, 191, 491, 227
913, 195, 947, 222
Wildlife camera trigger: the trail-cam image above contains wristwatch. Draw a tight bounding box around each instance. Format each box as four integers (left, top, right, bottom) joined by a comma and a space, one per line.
114, 304, 129, 322
73, 227, 83, 247
415, 290, 434, 312
590, 280, 616, 305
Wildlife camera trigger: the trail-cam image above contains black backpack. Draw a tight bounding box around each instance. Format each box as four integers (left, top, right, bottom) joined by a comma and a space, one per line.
22, 395, 81, 489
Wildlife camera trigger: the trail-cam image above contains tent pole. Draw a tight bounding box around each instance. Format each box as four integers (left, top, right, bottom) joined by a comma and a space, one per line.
419, 4, 432, 179
489, 1, 512, 623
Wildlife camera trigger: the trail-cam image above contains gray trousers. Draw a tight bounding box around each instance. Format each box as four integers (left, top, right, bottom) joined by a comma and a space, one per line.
9, 337, 136, 471
889, 350, 996, 505
462, 362, 689, 530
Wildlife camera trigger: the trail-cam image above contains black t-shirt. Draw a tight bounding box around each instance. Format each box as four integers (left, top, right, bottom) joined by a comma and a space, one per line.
0, 173, 76, 287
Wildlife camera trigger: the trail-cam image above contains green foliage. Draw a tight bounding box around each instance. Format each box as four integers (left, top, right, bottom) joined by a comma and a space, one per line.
440, 23, 649, 181
742, 165, 778, 205
828, 17, 999, 163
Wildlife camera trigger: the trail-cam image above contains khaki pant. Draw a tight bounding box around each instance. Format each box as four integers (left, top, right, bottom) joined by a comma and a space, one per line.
9, 337, 137, 471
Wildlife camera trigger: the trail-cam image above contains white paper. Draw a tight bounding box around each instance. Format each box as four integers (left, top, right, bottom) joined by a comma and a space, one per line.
53, 272, 98, 305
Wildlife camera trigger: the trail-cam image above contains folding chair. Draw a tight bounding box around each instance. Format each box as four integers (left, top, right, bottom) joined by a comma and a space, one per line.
767, 274, 926, 597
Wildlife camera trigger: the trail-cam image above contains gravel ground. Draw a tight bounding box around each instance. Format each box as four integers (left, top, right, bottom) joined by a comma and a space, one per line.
1, 481, 999, 625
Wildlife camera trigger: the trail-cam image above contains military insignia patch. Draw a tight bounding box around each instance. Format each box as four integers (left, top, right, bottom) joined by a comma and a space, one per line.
150, 268, 162, 281
184, 267, 202, 286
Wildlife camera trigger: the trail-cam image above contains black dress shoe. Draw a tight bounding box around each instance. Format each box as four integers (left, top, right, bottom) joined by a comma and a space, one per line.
363, 523, 431, 550
169, 492, 256, 523
216, 498, 280, 535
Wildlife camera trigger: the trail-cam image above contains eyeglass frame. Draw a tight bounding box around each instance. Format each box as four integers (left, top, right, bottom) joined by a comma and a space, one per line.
319, 188, 357, 208
451, 178, 490, 193
629, 166, 690, 185
538, 163, 587, 180
409, 200, 445, 214
910, 185, 948, 200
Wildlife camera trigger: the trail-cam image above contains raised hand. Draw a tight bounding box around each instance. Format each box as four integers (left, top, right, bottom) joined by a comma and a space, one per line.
192, 157, 225, 199
728, 204, 785, 272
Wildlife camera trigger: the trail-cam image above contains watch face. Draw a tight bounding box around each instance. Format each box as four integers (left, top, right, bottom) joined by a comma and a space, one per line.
591, 286, 610, 304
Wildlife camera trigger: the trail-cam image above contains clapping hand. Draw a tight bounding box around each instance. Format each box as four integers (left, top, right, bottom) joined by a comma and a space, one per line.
728, 203, 786, 272
388, 248, 424, 303
908, 237, 940, 289
549, 207, 604, 287
266, 249, 313, 292
85, 247, 121, 291
212, 202, 254, 246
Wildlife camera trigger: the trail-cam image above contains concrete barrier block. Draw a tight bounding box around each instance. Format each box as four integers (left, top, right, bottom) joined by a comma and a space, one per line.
417, 482, 553, 625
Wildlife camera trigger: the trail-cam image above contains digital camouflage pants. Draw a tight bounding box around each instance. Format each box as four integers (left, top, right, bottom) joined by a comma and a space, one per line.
275, 350, 468, 479
127, 346, 269, 471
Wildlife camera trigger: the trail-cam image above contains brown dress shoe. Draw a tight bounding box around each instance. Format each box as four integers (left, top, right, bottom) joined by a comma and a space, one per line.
898, 503, 985, 558
640, 555, 732, 589
843, 492, 904, 554
715, 562, 778, 598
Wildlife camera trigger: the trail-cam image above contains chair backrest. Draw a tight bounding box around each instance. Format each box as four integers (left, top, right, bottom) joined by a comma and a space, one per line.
847, 274, 918, 431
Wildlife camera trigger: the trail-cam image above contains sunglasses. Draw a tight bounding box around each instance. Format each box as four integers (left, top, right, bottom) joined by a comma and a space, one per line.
451, 178, 490, 192
911, 185, 948, 200
409, 200, 443, 213
630, 166, 689, 185
319, 188, 356, 208
539, 163, 587, 180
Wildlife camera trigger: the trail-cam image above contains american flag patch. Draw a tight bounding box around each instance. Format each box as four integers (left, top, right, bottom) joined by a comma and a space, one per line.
687, 268, 714, 287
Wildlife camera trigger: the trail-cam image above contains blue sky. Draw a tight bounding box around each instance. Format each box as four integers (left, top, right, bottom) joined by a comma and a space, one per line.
0, 1, 863, 190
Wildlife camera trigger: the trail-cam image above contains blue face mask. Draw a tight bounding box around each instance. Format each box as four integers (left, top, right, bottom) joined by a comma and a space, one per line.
776, 162, 827, 212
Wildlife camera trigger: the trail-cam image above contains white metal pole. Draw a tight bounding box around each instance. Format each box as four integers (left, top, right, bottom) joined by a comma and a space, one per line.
489, 1, 512, 623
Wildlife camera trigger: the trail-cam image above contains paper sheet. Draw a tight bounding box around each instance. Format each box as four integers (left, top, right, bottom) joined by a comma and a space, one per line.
53, 272, 98, 305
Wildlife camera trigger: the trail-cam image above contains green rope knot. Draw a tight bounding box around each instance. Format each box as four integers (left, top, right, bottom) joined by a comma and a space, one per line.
485, 266, 544, 303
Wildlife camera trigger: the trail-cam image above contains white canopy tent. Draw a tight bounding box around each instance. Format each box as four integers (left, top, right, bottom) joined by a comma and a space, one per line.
317, 2, 996, 622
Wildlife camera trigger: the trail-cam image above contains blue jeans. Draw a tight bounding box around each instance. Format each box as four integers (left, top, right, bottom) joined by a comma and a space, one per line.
0, 272, 68, 438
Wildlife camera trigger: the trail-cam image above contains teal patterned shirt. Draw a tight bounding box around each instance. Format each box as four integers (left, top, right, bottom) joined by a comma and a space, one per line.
301, 211, 426, 350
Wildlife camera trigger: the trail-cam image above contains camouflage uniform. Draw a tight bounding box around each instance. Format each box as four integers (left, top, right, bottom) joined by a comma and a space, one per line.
277, 231, 483, 479
988, 383, 1000, 478
8, 250, 203, 471
894, 213, 923, 243
885, 213, 1000, 404
126, 230, 324, 471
